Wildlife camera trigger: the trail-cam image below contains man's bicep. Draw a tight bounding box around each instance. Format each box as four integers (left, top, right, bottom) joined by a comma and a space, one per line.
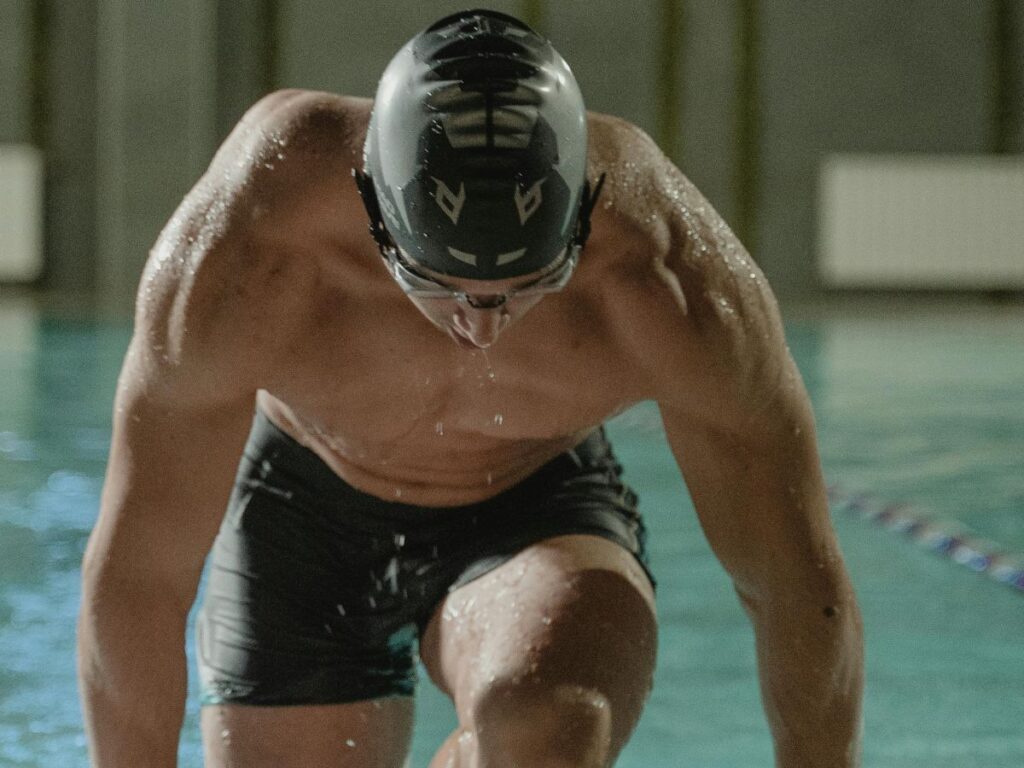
88, 338, 257, 605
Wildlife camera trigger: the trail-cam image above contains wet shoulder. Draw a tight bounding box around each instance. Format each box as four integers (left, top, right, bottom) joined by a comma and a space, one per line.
585, 112, 786, 405
134, 90, 370, 396
201, 89, 369, 224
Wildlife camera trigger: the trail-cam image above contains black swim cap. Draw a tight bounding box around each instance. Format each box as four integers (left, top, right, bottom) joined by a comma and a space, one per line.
363, 9, 590, 280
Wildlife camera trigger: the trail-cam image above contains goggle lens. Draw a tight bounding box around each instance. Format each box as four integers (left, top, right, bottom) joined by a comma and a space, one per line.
386, 246, 578, 304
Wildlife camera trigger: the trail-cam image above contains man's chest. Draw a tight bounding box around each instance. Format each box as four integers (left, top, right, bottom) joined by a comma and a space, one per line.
264, 296, 648, 449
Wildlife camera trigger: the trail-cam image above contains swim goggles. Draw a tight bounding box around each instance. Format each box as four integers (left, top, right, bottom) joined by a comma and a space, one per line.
387, 243, 577, 305
354, 169, 605, 305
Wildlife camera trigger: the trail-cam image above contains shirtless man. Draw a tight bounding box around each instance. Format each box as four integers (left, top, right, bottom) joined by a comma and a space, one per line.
78, 9, 863, 768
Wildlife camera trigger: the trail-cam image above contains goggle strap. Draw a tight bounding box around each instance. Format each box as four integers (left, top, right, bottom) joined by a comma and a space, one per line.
352, 169, 392, 254
574, 172, 607, 249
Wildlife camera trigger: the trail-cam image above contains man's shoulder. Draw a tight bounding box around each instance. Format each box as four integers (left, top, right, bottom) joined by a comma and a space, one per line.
134, 91, 369, 392
214, 90, 370, 193
586, 111, 685, 183
133, 208, 311, 401
250, 89, 370, 148
584, 111, 749, 319
233, 89, 370, 147
583, 112, 785, 401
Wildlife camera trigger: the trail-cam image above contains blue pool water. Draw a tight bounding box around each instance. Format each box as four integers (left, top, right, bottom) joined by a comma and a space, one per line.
1, 298, 1022, 767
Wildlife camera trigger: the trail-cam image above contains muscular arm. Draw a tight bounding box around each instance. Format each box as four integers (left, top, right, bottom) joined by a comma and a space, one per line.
78, 342, 256, 767
78, 90, 335, 766
600, 117, 864, 765
661, 359, 864, 767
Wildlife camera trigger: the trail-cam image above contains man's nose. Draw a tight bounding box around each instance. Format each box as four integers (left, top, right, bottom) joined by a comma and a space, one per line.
453, 304, 511, 348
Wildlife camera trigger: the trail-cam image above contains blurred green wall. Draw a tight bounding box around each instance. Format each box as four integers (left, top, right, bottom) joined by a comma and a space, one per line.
0, 1, 33, 142
1, 0, 1021, 313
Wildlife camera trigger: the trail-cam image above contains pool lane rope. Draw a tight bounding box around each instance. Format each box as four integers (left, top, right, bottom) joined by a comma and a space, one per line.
827, 484, 1024, 595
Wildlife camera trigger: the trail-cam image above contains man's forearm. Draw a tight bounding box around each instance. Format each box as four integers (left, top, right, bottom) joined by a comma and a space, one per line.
742, 585, 864, 767
78, 584, 191, 768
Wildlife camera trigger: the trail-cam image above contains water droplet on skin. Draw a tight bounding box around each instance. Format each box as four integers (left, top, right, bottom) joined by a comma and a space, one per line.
346, 739, 357, 748
486, 472, 493, 485
435, 421, 445, 436
493, 414, 504, 426
394, 533, 406, 548
394, 487, 403, 498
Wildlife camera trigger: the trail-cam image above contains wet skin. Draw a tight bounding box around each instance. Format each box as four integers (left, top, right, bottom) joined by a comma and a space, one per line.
79, 91, 864, 767
401, 266, 551, 351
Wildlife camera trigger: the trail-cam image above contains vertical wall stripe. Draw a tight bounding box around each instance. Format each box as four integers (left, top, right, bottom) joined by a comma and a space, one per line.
262, 0, 281, 92
27, 0, 49, 285
521, 0, 546, 36
991, 0, 1015, 154
656, 0, 683, 162
28, 0, 49, 150
188, 0, 216, 179
95, 0, 129, 306
734, 0, 759, 251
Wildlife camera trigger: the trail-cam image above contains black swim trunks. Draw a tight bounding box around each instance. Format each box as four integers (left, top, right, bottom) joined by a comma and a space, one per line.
197, 408, 653, 707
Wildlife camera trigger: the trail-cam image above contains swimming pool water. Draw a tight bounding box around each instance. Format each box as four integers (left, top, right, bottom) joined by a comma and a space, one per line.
1, 299, 1022, 767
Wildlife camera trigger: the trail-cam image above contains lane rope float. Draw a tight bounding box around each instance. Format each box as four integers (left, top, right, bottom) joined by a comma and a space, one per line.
828, 484, 1024, 595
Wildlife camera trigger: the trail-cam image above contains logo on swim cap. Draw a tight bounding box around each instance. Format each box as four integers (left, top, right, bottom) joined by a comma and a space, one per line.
363, 9, 590, 280
514, 178, 546, 226
431, 177, 467, 226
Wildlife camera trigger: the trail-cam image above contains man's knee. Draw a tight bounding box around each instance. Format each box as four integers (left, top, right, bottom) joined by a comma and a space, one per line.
435, 565, 657, 766
468, 679, 616, 767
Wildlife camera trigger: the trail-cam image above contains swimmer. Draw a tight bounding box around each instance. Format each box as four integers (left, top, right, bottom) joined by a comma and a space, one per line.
78, 9, 863, 768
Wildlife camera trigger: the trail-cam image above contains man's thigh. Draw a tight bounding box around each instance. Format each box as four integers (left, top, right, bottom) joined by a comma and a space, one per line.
420, 534, 657, 761
201, 698, 414, 768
